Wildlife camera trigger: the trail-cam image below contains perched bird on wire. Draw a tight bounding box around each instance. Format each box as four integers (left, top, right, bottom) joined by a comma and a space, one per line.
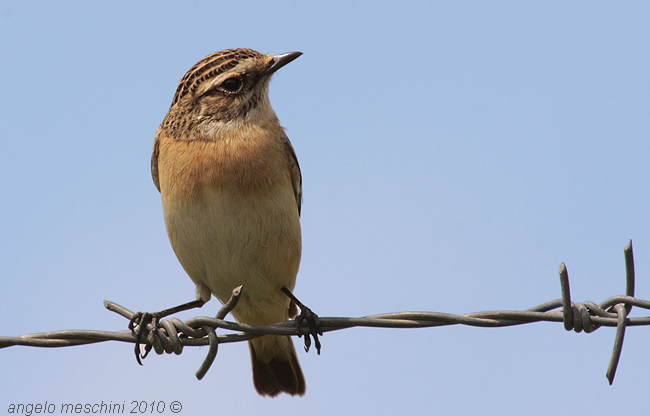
134, 48, 320, 397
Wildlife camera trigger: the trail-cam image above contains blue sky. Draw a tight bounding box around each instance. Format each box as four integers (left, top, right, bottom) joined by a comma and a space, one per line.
1, 2, 649, 414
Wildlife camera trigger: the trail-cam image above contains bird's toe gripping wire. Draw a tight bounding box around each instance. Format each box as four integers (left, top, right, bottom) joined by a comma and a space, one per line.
128, 312, 155, 364
282, 287, 323, 354
127, 299, 206, 365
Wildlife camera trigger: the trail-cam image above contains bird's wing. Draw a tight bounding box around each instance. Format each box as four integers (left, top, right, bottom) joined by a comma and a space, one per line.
283, 134, 302, 216
151, 132, 161, 193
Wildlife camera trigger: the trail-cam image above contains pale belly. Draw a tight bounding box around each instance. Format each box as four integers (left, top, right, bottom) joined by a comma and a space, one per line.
162, 185, 301, 325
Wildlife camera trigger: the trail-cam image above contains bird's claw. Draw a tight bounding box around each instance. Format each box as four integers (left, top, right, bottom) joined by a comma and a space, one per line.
127, 299, 206, 365
129, 311, 159, 365
295, 305, 322, 355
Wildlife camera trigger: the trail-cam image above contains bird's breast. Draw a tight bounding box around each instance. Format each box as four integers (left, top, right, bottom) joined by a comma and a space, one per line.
156, 126, 301, 315
158, 125, 289, 198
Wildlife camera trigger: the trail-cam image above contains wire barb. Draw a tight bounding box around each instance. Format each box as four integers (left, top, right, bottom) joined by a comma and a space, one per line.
195, 285, 243, 379
0, 242, 646, 384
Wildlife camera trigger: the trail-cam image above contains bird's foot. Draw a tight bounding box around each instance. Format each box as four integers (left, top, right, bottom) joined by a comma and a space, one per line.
295, 304, 322, 354
128, 312, 159, 365
281, 287, 323, 354
128, 299, 206, 365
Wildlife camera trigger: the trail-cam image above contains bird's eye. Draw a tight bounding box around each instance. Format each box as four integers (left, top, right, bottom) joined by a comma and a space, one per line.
221, 76, 243, 93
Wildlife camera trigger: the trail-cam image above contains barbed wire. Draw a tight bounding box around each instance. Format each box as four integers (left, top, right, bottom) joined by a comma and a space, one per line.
1, 241, 646, 384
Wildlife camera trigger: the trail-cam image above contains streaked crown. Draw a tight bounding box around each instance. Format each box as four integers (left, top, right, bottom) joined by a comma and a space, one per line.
171, 49, 267, 107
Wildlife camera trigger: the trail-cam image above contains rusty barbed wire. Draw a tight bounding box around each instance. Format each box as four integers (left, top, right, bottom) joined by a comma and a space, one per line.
1, 241, 647, 384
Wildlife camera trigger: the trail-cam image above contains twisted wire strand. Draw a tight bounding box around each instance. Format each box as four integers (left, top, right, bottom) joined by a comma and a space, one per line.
0, 241, 642, 384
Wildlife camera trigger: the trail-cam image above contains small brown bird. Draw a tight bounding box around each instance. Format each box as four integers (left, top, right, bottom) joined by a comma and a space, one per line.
150, 48, 309, 396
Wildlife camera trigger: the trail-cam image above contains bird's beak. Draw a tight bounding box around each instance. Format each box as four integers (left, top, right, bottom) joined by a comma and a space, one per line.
260, 51, 302, 78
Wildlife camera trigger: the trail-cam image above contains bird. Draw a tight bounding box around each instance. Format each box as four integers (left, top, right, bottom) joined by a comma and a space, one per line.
149, 48, 312, 397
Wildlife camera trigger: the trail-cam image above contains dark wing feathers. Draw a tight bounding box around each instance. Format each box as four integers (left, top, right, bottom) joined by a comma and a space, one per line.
282, 134, 302, 216
151, 134, 161, 193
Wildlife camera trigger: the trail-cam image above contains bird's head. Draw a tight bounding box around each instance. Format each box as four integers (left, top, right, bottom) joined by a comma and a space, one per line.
162, 48, 301, 138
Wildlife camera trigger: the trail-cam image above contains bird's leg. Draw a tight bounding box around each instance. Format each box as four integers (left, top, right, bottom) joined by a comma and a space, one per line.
281, 287, 322, 354
129, 299, 206, 365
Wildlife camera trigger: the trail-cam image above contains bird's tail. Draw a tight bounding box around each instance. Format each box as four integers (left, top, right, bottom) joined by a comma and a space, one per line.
248, 335, 305, 397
